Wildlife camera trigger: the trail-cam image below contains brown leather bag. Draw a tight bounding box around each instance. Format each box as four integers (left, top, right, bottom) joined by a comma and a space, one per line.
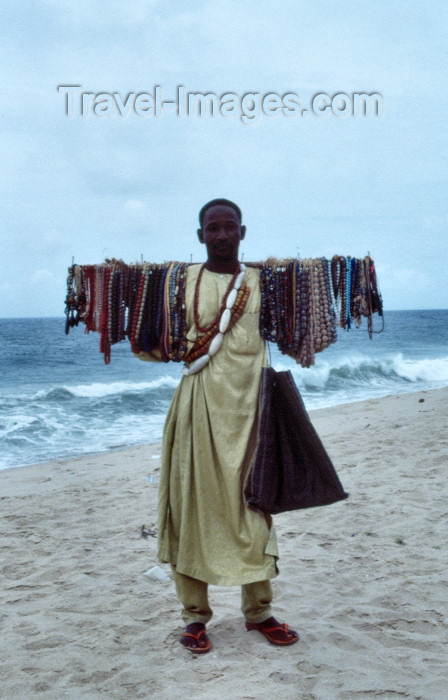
245, 368, 348, 514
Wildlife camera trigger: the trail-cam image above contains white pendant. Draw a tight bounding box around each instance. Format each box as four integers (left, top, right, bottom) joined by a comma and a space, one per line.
226, 288, 237, 309
208, 332, 224, 356
219, 308, 231, 333
183, 354, 210, 375
234, 270, 245, 290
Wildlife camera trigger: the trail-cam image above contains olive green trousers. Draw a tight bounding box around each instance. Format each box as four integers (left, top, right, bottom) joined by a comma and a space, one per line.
171, 566, 273, 625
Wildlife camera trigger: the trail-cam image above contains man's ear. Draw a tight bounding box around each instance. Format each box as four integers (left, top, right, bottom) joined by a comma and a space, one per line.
240, 225, 246, 241
197, 228, 205, 244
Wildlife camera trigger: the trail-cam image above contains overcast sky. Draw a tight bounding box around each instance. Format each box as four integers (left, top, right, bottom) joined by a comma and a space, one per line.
1, 0, 447, 317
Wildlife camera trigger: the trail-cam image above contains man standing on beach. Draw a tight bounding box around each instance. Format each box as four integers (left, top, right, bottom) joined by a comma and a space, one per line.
137, 199, 299, 653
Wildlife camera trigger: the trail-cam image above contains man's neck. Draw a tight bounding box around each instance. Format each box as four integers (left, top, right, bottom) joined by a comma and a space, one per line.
204, 258, 240, 274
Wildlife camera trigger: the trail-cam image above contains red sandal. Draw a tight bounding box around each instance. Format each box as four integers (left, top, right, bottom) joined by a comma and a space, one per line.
246, 621, 299, 646
180, 628, 212, 654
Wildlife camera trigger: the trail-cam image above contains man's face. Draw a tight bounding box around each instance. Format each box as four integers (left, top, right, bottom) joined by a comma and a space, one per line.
198, 205, 246, 262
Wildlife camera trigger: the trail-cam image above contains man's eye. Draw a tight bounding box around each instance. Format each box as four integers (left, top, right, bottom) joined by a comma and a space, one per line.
205, 223, 238, 233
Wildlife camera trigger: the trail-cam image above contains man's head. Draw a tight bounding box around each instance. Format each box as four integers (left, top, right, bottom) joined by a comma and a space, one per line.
197, 199, 246, 271
198, 199, 242, 228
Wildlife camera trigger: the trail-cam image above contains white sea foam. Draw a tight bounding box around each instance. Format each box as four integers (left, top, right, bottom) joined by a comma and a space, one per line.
275, 353, 448, 389
1, 414, 41, 435
68, 376, 180, 398
392, 354, 448, 383
275, 353, 392, 390
31, 375, 180, 401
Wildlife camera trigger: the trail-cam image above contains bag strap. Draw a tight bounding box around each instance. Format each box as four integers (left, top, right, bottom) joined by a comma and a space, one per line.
266, 340, 272, 367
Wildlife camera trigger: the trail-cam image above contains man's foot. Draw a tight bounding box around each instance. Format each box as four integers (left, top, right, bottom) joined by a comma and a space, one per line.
179, 622, 211, 654
245, 616, 299, 646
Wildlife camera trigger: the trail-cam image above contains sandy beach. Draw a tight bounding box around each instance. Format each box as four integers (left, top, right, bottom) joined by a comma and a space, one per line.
1, 388, 447, 700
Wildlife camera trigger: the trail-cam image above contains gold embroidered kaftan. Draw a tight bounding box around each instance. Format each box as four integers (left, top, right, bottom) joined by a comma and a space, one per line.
137, 265, 278, 586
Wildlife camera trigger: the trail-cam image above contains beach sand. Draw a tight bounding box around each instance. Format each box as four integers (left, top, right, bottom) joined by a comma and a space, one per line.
1, 388, 447, 700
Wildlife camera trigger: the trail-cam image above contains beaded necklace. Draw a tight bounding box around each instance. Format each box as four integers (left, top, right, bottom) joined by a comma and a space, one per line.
130, 266, 148, 354
140, 267, 159, 353
161, 262, 176, 361
117, 266, 126, 343
339, 257, 346, 329
169, 263, 188, 361
183, 263, 247, 376
94, 265, 105, 334
100, 266, 111, 363
64, 264, 77, 334
259, 265, 276, 342
345, 257, 352, 329
160, 263, 187, 361
186, 281, 250, 364
193, 264, 241, 335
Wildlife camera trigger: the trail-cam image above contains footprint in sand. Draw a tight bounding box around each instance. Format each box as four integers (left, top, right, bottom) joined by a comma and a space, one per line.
269, 671, 302, 684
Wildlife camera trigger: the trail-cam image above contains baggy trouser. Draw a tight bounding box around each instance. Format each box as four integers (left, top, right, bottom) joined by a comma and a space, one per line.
171, 566, 273, 625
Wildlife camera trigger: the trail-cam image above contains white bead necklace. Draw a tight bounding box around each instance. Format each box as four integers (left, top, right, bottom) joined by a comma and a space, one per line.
183, 263, 247, 376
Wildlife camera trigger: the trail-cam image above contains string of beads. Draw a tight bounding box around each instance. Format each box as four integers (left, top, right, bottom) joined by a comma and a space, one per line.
65, 256, 383, 365
183, 263, 249, 375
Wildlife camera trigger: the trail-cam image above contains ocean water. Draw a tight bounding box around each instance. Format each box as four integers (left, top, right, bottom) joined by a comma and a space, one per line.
1, 310, 447, 470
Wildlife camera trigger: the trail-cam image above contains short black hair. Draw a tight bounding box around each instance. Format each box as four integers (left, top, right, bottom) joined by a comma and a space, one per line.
199, 199, 242, 227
